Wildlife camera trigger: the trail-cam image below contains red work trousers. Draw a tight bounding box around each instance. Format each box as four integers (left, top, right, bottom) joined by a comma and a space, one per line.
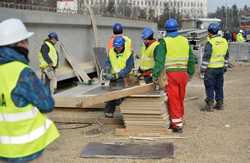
165, 71, 188, 128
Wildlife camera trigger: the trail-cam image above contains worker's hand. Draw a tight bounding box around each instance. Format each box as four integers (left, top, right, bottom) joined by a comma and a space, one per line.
153, 79, 160, 90
188, 75, 193, 81
224, 67, 227, 73
104, 73, 113, 80
199, 72, 205, 80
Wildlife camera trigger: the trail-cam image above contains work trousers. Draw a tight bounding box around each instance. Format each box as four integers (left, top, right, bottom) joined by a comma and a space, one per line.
204, 68, 224, 101
41, 67, 57, 94
166, 71, 188, 129
104, 79, 124, 114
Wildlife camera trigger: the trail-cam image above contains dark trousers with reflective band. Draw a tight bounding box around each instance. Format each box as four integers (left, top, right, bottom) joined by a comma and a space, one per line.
204, 68, 224, 101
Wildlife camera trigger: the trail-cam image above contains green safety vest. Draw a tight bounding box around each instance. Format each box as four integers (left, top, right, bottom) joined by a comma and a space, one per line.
0, 61, 59, 158
164, 35, 189, 70
236, 33, 245, 42
38, 41, 58, 69
139, 41, 159, 70
109, 48, 132, 74
208, 36, 228, 68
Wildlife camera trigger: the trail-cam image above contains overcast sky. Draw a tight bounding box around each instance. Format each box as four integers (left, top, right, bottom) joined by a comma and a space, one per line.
208, 0, 250, 12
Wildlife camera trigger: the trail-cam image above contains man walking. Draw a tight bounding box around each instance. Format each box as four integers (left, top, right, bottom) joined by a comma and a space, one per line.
200, 23, 229, 111
152, 18, 195, 133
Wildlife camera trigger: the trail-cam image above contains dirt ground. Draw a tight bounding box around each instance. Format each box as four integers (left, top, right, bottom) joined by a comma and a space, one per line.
43, 64, 250, 163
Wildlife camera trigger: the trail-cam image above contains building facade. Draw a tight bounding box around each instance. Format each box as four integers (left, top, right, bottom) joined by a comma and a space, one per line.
82, 0, 207, 18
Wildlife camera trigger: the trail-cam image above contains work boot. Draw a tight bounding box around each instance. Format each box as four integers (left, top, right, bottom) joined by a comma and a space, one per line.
172, 127, 183, 133
201, 99, 214, 112
214, 100, 224, 110
104, 112, 114, 118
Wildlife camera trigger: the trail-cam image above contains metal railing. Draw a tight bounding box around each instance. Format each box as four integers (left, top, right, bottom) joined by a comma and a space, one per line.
229, 42, 250, 62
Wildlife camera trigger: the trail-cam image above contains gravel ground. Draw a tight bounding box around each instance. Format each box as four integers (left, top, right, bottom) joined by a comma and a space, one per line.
41, 65, 250, 163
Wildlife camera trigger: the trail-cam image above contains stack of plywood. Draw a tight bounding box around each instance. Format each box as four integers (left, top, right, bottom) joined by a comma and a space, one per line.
116, 91, 170, 136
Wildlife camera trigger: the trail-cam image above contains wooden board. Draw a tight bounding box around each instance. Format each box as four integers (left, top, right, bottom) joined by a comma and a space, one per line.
81, 142, 174, 159
59, 43, 90, 83
55, 83, 155, 108
115, 128, 171, 137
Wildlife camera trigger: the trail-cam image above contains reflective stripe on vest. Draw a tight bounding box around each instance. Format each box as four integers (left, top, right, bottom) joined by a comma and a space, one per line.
109, 48, 132, 74
38, 41, 58, 68
0, 107, 38, 122
208, 36, 228, 68
139, 41, 159, 70
164, 36, 189, 70
0, 119, 52, 145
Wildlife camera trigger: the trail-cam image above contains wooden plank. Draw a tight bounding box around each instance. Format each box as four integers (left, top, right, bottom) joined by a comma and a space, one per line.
54, 83, 155, 108
115, 128, 170, 137
59, 43, 90, 83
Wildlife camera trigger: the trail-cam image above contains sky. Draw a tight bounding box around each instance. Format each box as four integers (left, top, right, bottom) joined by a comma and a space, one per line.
208, 0, 250, 12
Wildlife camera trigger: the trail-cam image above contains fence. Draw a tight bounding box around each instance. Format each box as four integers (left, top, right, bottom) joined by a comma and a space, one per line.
229, 42, 250, 62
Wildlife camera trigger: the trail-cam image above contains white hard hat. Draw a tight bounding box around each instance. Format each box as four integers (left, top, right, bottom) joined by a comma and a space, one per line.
239, 29, 243, 33
0, 18, 33, 46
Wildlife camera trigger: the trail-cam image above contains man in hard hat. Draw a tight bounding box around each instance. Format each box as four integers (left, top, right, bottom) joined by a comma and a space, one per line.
103, 36, 134, 118
0, 18, 59, 162
152, 18, 195, 133
38, 32, 59, 94
236, 29, 246, 42
200, 23, 229, 112
107, 23, 132, 52
138, 27, 159, 83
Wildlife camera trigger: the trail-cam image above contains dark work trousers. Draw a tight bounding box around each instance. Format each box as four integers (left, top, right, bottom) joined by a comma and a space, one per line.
104, 99, 123, 114
144, 76, 152, 84
204, 68, 224, 101
104, 79, 124, 114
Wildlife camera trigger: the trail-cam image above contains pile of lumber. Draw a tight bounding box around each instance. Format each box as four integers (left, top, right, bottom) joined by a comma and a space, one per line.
116, 91, 170, 136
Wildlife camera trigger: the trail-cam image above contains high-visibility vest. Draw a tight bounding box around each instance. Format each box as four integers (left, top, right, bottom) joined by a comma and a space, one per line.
0, 61, 59, 158
164, 35, 189, 70
109, 48, 132, 74
38, 41, 58, 69
107, 35, 132, 52
236, 33, 245, 42
208, 36, 228, 68
139, 41, 159, 70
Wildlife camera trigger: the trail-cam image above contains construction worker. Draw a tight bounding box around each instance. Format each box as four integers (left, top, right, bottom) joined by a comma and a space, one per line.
138, 27, 159, 84
107, 23, 132, 52
0, 18, 59, 162
152, 18, 195, 133
38, 32, 59, 94
104, 36, 134, 118
236, 29, 246, 42
200, 23, 229, 112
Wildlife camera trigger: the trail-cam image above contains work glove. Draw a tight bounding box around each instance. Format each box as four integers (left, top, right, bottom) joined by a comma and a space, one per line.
224, 67, 227, 73
200, 71, 205, 80
153, 78, 160, 90
104, 73, 113, 80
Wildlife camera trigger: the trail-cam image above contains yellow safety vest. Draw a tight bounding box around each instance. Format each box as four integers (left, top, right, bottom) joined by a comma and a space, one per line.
38, 41, 58, 69
139, 41, 159, 70
0, 61, 59, 158
208, 36, 228, 68
109, 48, 132, 74
123, 36, 132, 52
236, 33, 245, 42
164, 36, 189, 70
